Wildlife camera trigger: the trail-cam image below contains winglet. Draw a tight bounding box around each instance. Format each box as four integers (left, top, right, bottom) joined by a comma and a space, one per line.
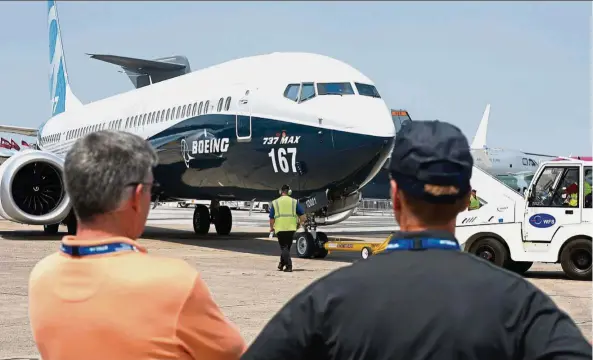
471, 104, 490, 149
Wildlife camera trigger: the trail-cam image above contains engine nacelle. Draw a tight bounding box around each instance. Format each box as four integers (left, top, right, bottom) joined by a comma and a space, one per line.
0, 150, 71, 225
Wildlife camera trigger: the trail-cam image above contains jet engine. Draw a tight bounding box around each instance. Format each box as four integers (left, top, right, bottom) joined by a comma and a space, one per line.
0, 150, 71, 225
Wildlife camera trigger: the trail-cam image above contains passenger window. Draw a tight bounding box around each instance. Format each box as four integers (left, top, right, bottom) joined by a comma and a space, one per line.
522, 158, 528, 166
225, 97, 231, 111
317, 82, 354, 95
204, 101, 209, 114
217, 98, 223, 112
192, 103, 197, 116
198, 102, 203, 115
174, 106, 180, 119
299, 83, 316, 103
354, 83, 381, 98
284, 84, 300, 102
530, 166, 580, 208
182, 105, 187, 118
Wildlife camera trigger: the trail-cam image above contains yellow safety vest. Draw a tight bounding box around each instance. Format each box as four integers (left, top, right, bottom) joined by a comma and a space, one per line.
585, 182, 592, 197
469, 196, 480, 210
272, 196, 298, 232
569, 193, 578, 207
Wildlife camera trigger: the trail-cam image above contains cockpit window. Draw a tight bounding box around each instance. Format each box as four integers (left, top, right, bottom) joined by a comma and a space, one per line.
299, 83, 316, 103
355, 83, 381, 98
317, 82, 354, 96
284, 84, 300, 102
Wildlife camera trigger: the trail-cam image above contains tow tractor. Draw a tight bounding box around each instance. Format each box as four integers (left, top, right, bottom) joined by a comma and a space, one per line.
457, 158, 592, 280
294, 159, 592, 281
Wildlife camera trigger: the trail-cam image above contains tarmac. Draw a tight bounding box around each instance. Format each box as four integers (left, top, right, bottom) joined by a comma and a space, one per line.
0, 207, 590, 359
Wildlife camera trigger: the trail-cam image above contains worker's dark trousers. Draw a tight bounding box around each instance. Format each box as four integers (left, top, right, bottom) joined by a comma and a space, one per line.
277, 231, 295, 269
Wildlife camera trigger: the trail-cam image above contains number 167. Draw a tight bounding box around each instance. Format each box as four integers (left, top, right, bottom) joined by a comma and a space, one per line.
268, 148, 297, 173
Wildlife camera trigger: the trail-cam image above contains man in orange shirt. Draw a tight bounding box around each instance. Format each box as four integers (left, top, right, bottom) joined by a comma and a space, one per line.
28, 130, 246, 360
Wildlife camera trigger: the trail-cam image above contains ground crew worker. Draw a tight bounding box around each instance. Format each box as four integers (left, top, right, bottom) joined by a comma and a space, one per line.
241, 121, 592, 360
269, 184, 305, 272
468, 189, 480, 210
566, 183, 579, 207
28, 131, 246, 360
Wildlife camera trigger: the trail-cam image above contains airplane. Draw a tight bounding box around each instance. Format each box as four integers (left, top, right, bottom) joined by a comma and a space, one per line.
0, 126, 37, 161
0, 1, 395, 245
358, 109, 412, 200
469, 104, 558, 178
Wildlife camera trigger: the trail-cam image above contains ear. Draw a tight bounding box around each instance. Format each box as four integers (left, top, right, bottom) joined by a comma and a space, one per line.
462, 190, 471, 209
129, 184, 145, 211
390, 179, 399, 210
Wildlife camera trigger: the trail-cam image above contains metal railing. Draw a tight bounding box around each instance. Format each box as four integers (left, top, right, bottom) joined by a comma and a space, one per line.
353, 198, 392, 216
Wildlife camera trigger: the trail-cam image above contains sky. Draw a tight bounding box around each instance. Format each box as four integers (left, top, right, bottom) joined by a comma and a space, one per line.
0, 1, 590, 155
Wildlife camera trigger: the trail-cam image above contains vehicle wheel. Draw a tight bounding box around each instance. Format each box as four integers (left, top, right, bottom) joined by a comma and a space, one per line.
560, 238, 592, 281
469, 237, 509, 268
361, 246, 373, 260
505, 260, 533, 275
313, 232, 329, 259
214, 206, 232, 235
193, 204, 210, 235
43, 223, 59, 235
295, 232, 315, 258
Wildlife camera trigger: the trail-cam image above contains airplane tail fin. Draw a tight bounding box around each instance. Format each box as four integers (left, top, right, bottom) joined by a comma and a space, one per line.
471, 104, 490, 149
48, 0, 82, 118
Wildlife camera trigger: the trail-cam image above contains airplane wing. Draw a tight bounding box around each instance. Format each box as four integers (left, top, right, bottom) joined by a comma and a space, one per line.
0, 125, 38, 137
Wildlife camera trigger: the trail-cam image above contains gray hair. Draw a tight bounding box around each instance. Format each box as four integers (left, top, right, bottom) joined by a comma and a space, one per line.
64, 130, 158, 222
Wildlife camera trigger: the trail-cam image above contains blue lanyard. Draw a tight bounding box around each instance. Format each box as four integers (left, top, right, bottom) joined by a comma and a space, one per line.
384, 238, 460, 252
60, 242, 138, 257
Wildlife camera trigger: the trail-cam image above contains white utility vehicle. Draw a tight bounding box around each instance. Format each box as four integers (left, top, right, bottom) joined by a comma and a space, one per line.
456, 159, 592, 280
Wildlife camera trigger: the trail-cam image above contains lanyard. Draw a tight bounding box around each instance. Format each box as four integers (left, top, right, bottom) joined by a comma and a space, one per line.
60, 242, 138, 257
385, 238, 461, 252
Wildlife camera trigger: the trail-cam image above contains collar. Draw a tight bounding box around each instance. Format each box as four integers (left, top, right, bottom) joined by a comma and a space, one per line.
386, 229, 460, 251
61, 236, 147, 254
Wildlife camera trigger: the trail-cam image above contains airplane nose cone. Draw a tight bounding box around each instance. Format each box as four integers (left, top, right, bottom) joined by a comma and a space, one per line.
325, 130, 394, 196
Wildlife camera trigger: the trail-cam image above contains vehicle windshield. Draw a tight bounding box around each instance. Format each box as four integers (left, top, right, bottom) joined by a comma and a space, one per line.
355, 83, 381, 98
317, 82, 354, 96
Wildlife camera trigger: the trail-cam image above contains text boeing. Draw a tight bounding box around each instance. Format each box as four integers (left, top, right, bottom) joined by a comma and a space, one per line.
191, 138, 230, 155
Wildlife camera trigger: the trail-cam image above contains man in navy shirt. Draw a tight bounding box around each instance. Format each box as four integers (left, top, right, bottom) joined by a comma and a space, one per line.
269, 185, 305, 272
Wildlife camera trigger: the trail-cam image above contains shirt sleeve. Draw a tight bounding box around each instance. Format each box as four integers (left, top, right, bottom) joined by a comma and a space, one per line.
268, 205, 275, 219
296, 203, 305, 216
176, 274, 247, 360
241, 282, 324, 359
513, 283, 592, 359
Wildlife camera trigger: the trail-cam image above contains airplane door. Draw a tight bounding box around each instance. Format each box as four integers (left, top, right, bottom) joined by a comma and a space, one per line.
524, 165, 582, 242
236, 90, 252, 142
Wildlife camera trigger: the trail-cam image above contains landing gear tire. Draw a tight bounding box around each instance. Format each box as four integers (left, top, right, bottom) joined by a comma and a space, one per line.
43, 223, 59, 235
313, 232, 328, 259
469, 237, 509, 268
506, 260, 533, 275
214, 206, 232, 235
296, 232, 316, 258
560, 238, 592, 281
193, 204, 210, 235
361, 246, 373, 260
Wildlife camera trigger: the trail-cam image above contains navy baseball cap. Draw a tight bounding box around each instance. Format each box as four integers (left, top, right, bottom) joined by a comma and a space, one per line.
388, 120, 474, 204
